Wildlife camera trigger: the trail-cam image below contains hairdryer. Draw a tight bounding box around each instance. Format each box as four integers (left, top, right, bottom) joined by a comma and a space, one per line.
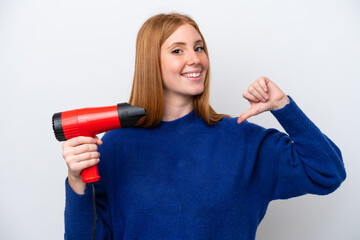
52, 103, 146, 183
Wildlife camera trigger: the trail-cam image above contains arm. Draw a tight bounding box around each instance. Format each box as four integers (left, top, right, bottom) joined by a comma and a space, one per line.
261, 97, 345, 199
63, 137, 112, 239
65, 179, 112, 239
238, 77, 346, 200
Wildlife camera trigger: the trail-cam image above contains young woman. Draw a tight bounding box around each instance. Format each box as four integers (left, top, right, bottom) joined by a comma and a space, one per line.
62, 13, 346, 240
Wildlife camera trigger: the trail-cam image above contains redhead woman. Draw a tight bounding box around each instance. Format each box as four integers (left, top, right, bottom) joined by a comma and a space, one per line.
62, 13, 346, 240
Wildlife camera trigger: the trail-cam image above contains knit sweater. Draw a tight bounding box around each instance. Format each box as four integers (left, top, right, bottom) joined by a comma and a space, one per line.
64, 97, 346, 240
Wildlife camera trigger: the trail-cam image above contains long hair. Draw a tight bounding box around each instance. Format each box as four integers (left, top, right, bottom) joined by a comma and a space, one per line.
129, 13, 229, 128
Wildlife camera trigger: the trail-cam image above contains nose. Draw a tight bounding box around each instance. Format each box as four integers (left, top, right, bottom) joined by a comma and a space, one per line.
186, 50, 201, 65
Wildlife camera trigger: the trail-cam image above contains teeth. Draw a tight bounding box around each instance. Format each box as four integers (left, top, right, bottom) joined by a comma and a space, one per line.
182, 72, 201, 78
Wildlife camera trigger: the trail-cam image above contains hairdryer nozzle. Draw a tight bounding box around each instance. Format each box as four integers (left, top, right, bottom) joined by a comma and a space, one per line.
117, 103, 146, 128
52, 112, 66, 141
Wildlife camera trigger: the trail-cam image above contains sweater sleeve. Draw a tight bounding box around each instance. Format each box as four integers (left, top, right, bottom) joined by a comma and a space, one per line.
255, 96, 346, 201
64, 178, 112, 239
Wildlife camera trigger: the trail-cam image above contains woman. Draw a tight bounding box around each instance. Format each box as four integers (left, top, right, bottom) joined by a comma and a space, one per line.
63, 13, 346, 239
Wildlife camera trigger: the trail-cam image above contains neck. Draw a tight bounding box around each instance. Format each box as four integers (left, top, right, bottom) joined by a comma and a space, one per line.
162, 93, 194, 122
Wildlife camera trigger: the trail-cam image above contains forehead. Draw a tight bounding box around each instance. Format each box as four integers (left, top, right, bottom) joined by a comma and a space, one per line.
163, 23, 202, 46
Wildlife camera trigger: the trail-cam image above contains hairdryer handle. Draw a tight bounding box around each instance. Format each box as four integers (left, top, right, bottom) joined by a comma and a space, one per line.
81, 164, 100, 183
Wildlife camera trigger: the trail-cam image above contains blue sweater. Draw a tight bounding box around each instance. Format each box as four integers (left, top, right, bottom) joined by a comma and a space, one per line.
65, 97, 346, 240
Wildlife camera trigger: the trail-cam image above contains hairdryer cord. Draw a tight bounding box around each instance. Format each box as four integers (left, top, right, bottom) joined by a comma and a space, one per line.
91, 183, 97, 240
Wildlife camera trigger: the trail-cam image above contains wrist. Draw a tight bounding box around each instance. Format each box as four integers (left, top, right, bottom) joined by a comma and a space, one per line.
68, 172, 86, 194
273, 95, 290, 110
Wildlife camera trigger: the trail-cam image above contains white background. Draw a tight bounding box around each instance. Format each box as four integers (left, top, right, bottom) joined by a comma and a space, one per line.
0, 0, 359, 239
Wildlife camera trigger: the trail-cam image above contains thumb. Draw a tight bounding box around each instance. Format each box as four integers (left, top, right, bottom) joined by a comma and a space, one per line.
94, 136, 103, 145
237, 107, 257, 124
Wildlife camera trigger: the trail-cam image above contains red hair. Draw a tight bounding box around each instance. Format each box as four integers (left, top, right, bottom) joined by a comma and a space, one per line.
129, 13, 229, 128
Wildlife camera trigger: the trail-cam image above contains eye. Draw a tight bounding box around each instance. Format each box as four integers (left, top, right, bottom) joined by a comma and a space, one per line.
171, 49, 182, 54
195, 46, 205, 52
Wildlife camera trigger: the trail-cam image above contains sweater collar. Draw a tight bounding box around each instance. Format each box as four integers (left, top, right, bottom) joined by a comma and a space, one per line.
158, 110, 198, 130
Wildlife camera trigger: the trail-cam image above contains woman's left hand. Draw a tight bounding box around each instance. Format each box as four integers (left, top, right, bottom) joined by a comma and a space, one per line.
237, 76, 290, 124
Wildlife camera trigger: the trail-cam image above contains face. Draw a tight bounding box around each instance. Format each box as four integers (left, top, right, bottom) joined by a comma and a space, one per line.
160, 23, 209, 102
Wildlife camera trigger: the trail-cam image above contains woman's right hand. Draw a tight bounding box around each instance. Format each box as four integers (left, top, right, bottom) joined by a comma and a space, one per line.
62, 136, 103, 194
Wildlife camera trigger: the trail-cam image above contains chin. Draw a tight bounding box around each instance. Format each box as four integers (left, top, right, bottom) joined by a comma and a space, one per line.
190, 87, 204, 96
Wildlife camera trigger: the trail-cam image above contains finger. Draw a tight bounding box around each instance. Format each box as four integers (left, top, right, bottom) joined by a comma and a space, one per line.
69, 158, 100, 175
243, 90, 260, 103
71, 143, 98, 155
258, 77, 268, 92
65, 151, 100, 165
76, 151, 100, 162
253, 81, 269, 101
248, 85, 266, 102
63, 136, 97, 148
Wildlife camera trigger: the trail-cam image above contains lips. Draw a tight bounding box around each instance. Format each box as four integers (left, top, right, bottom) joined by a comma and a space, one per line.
181, 72, 201, 78
181, 70, 202, 79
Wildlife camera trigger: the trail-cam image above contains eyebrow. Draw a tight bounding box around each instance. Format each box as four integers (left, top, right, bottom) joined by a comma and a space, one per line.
167, 39, 204, 49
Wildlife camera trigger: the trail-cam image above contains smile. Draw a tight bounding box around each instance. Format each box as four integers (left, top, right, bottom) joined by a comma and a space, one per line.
181, 72, 201, 78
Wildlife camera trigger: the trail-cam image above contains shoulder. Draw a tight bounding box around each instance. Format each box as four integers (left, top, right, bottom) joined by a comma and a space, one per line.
98, 127, 142, 153
215, 115, 266, 134
213, 115, 284, 146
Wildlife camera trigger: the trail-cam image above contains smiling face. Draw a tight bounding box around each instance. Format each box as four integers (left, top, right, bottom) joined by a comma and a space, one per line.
160, 23, 209, 103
